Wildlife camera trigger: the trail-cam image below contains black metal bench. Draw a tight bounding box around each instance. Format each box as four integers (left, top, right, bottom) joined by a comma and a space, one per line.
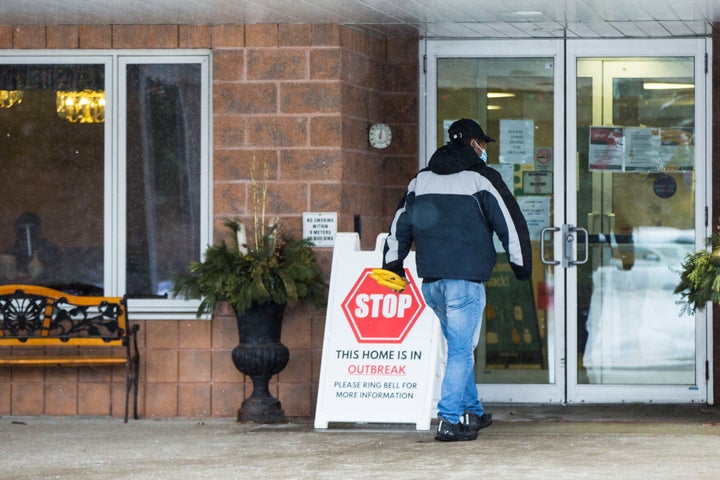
0, 285, 139, 422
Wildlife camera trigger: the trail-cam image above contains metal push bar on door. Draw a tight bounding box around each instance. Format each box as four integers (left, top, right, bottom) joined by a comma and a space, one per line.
540, 224, 589, 268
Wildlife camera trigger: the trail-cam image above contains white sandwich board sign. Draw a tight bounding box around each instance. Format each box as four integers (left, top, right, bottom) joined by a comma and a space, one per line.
314, 233, 441, 430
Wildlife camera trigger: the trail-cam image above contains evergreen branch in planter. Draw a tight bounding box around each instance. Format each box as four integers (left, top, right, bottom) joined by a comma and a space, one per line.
674, 234, 720, 314
172, 156, 327, 318
172, 219, 327, 318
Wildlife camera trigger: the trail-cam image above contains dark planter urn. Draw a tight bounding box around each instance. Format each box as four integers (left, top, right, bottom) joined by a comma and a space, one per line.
231, 302, 289, 423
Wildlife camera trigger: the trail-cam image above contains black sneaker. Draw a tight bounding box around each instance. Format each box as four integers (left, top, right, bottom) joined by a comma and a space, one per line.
462, 411, 493, 431
434, 417, 478, 442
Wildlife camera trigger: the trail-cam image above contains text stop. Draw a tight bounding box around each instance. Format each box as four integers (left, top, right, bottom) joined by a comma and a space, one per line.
353, 293, 413, 318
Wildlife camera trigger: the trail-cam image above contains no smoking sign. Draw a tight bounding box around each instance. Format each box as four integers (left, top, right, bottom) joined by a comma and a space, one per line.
535, 147, 553, 170
341, 268, 426, 343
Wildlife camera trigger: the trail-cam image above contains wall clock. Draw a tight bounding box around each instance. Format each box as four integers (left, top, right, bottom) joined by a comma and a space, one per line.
368, 123, 392, 149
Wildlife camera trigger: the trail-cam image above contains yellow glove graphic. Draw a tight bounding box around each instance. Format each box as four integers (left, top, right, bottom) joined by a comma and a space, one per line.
370, 268, 407, 292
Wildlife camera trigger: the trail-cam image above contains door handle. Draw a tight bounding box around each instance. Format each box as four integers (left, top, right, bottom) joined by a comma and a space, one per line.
542, 225, 589, 267
563, 225, 589, 267
571, 226, 589, 265
540, 226, 561, 265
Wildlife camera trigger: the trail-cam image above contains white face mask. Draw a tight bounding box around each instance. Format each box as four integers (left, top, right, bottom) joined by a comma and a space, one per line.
479, 149, 487, 163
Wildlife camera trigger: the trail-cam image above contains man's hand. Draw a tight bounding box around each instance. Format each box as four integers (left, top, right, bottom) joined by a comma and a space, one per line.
370, 268, 407, 292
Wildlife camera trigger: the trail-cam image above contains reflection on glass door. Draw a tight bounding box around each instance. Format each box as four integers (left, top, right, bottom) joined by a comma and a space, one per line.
428, 39, 564, 403
575, 57, 697, 385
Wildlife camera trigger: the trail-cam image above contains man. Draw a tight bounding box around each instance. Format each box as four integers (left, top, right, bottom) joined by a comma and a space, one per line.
2, 212, 60, 282
381, 119, 532, 442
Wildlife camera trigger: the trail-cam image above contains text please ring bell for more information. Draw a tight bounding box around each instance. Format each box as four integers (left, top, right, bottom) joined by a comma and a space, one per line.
314, 233, 442, 431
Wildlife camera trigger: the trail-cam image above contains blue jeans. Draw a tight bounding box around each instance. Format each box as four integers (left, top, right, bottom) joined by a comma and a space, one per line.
422, 279, 485, 424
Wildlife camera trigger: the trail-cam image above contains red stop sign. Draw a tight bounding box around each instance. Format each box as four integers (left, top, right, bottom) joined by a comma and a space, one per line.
341, 267, 426, 344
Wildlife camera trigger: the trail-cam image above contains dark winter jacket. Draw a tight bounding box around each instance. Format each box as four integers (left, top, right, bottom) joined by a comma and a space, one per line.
382, 142, 532, 282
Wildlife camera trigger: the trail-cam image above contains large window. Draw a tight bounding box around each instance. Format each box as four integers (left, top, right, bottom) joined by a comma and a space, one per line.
0, 52, 211, 318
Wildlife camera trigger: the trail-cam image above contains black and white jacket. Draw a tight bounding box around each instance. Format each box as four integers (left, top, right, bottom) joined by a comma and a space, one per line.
383, 141, 532, 282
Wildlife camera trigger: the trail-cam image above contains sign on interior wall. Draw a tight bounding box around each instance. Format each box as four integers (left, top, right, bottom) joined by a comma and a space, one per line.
522, 170, 553, 195
314, 233, 441, 430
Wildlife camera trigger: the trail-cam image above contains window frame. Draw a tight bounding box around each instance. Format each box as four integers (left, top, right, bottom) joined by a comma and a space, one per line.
0, 50, 212, 319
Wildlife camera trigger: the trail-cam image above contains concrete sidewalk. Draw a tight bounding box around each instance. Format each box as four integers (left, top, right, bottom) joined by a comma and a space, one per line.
3, 405, 720, 479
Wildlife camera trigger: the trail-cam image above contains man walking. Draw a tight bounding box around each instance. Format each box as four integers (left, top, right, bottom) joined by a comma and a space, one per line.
381, 119, 532, 441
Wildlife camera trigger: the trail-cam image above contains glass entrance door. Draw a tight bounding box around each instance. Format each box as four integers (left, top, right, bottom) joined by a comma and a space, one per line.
425, 38, 710, 404
566, 39, 709, 403
426, 40, 566, 403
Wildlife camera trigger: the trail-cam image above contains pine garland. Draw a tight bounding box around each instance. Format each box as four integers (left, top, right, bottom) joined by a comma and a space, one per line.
674, 234, 720, 314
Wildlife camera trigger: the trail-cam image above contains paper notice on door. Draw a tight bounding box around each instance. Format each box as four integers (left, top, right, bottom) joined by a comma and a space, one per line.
589, 127, 624, 170
488, 163, 515, 192
499, 119, 534, 164
624, 127, 660, 171
517, 196, 550, 242
589, 126, 690, 172
659, 127, 694, 171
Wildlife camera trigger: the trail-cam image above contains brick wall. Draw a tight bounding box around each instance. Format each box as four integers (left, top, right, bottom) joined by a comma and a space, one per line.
0, 24, 418, 419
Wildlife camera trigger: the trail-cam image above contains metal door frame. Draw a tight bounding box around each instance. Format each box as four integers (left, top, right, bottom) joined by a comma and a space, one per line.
422, 37, 712, 405
565, 38, 711, 404
423, 39, 567, 403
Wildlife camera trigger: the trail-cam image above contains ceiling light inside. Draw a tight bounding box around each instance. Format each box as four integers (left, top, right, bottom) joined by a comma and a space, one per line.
643, 82, 694, 90
487, 92, 516, 99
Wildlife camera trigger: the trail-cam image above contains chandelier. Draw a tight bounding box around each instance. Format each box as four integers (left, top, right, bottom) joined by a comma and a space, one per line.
56, 89, 105, 123
0, 90, 23, 108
